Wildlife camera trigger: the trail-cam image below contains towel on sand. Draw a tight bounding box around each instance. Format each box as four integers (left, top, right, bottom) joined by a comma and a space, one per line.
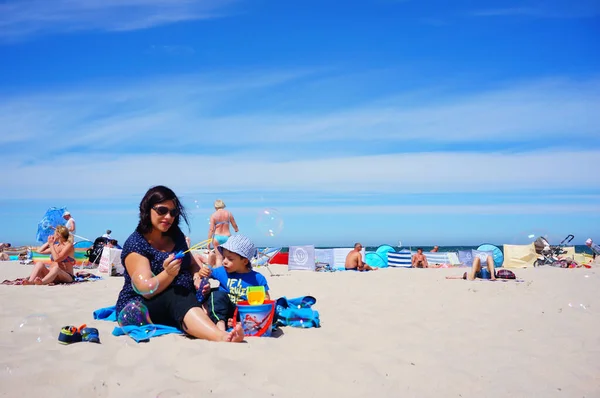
93, 305, 182, 342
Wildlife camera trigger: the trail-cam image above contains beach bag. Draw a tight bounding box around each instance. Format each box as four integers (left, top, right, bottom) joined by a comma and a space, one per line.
274, 296, 320, 328
496, 269, 516, 279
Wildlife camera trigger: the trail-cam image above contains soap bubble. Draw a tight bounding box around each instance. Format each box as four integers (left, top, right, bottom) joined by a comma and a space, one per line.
15, 314, 54, 344
512, 230, 553, 245
256, 208, 283, 237
131, 273, 159, 295
117, 302, 156, 340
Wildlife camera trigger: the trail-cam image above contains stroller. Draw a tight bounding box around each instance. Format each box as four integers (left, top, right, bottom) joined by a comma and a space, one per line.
533, 234, 575, 267
85, 236, 109, 265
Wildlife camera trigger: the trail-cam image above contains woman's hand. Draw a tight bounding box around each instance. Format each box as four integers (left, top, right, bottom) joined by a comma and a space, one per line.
47, 235, 55, 244
163, 254, 181, 277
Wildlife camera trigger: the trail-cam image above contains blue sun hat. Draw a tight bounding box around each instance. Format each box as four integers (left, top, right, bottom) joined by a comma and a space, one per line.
218, 235, 258, 264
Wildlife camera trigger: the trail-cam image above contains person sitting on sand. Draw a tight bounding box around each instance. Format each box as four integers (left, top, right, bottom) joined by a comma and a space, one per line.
198, 234, 270, 332
115, 185, 244, 343
345, 243, 377, 271
445, 255, 497, 281
24, 226, 76, 285
412, 248, 429, 268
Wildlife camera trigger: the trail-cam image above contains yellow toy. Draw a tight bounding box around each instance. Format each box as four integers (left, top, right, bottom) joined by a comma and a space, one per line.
246, 286, 266, 305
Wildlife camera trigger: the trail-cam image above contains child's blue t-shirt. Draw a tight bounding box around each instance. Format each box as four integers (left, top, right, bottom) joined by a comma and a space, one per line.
211, 266, 269, 302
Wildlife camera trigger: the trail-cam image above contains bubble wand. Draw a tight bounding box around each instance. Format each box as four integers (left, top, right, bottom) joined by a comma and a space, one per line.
173, 239, 211, 259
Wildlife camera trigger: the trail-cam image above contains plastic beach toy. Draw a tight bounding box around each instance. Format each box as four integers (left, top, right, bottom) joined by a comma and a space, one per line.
247, 286, 266, 305
174, 251, 185, 260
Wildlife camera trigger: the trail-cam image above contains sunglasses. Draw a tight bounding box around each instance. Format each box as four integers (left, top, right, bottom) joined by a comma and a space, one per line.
152, 206, 179, 217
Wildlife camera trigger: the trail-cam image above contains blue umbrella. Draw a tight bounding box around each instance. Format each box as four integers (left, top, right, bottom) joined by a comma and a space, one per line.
36, 207, 67, 243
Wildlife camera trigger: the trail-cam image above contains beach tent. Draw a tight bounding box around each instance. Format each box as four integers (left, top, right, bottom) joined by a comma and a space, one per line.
288, 245, 315, 271
365, 252, 387, 268
502, 243, 537, 268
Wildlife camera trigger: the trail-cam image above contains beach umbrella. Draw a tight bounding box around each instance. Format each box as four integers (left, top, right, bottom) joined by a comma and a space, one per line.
36, 207, 67, 243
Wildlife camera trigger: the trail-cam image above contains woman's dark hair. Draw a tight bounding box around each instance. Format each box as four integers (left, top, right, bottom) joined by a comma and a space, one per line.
137, 185, 190, 237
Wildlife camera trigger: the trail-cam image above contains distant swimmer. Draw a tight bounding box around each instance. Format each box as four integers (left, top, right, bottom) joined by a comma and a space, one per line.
345, 243, 377, 271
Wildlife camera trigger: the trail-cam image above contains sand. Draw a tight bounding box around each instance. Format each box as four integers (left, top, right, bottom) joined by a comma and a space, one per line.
0, 261, 598, 398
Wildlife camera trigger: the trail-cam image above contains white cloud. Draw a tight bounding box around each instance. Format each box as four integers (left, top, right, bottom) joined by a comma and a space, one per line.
470, 0, 600, 19
0, 0, 239, 40
0, 74, 598, 153
2, 150, 597, 200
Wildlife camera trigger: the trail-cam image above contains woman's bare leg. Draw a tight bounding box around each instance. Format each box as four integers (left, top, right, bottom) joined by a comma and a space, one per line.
182, 307, 244, 342
467, 258, 482, 280
486, 256, 496, 280
213, 240, 223, 266
24, 262, 49, 284
40, 265, 73, 285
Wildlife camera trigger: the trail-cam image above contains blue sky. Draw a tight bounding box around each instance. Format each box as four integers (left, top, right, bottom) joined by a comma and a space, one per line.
0, 0, 598, 248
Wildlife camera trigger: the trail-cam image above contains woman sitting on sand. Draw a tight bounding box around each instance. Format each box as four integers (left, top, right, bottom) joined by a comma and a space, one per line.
115, 185, 244, 343
24, 226, 76, 285
208, 199, 239, 266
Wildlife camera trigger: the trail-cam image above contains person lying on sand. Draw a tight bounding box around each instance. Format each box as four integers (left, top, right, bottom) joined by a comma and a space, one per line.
24, 226, 76, 285
446, 255, 496, 281
345, 243, 377, 271
412, 248, 429, 268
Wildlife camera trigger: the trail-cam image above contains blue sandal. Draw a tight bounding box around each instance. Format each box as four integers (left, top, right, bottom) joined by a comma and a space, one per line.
58, 324, 86, 345
81, 327, 101, 343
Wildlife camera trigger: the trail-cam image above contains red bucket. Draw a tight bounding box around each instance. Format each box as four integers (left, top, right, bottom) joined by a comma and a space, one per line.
233, 300, 275, 337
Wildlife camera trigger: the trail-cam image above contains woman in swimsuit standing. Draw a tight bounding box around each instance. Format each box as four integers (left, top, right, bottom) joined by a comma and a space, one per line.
208, 199, 239, 266
25, 225, 76, 285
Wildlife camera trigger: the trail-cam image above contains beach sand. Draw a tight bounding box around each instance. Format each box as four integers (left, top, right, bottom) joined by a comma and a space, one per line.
0, 261, 598, 398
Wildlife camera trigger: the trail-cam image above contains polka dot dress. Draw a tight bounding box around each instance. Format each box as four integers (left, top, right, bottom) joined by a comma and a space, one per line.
115, 229, 195, 315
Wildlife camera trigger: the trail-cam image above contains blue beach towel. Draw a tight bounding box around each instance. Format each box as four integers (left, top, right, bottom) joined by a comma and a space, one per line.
275, 296, 320, 328
93, 305, 183, 342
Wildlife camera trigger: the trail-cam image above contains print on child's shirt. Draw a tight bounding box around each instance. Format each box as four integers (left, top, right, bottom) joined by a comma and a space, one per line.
227, 278, 247, 302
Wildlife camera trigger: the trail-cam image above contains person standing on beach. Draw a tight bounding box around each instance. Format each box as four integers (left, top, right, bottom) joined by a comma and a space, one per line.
63, 211, 76, 243
208, 199, 239, 266
431, 246, 439, 252
115, 185, 244, 343
585, 238, 600, 261
412, 248, 429, 268
345, 243, 377, 271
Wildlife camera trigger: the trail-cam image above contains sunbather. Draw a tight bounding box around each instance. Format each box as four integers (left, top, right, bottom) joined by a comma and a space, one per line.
345, 243, 377, 271
412, 248, 429, 268
115, 185, 244, 343
24, 226, 76, 285
446, 255, 497, 281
